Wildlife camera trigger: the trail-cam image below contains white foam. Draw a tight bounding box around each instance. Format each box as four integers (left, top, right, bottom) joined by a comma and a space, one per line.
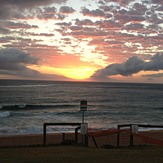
0, 111, 11, 118
19, 104, 26, 108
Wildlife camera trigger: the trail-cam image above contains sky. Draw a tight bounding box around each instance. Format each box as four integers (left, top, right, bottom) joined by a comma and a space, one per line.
0, 0, 163, 83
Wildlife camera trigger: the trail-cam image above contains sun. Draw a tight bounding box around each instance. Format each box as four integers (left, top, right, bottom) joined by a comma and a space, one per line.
57, 67, 96, 80
28, 65, 96, 80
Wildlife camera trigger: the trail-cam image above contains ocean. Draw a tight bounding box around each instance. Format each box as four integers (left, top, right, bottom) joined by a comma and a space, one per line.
0, 80, 163, 135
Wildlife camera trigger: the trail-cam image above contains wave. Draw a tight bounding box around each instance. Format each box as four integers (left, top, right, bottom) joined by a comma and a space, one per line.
0, 111, 11, 118
0, 104, 77, 110
0, 84, 53, 88
155, 107, 163, 110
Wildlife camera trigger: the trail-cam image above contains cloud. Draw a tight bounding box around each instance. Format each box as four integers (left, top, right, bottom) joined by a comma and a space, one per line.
0, 48, 38, 64
0, 0, 68, 19
123, 23, 144, 31
0, 0, 162, 82
0, 48, 70, 80
59, 6, 75, 14
101, 20, 122, 29
0, 0, 67, 7
75, 19, 94, 26
0, 26, 10, 34
0, 6, 11, 19
6, 21, 38, 29
142, 73, 163, 78
81, 7, 106, 18
0, 48, 39, 77
35, 6, 65, 20
91, 52, 163, 80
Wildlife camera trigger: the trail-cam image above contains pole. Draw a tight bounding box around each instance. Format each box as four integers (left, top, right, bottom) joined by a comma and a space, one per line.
82, 110, 85, 123
130, 125, 133, 146
80, 100, 87, 145
43, 123, 46, 146
117, 125, 120, 147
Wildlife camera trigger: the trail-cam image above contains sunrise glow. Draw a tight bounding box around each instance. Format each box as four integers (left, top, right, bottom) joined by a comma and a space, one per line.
56, 67, 96, 80
29, 65, 96, 80
0, 0, 163, 83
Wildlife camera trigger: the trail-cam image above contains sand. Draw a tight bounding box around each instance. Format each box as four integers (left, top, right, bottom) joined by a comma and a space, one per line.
0, 130, 163, 163
0, 130, 163, 148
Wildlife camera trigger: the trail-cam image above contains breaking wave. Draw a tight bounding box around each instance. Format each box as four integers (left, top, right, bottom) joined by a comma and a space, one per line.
0, 111, 11, 118
0, 104, 77, 111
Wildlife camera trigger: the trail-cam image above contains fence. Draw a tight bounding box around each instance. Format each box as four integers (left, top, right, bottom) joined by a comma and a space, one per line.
43, 123, 88, 146
117, 124, 163, 146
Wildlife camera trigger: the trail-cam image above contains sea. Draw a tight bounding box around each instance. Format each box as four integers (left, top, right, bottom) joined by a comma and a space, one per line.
0, 79, 163, 135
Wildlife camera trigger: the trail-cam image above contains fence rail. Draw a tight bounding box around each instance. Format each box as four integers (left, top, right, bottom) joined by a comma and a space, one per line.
43, 123, 88, 146
117, 124, 163, 146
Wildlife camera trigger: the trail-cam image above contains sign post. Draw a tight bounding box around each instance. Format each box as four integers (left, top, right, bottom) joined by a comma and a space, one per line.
80, 100, 87, 123
80, 100, 88, 146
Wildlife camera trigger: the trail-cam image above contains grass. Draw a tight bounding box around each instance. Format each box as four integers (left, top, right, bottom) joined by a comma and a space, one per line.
0, 145, 163, 163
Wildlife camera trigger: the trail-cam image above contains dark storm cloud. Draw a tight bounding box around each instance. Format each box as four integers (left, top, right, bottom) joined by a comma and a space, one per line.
91, 52, 163, 80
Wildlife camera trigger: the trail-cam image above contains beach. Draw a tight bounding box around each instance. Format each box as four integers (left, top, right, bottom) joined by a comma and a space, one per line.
0, 130, 163, 148
0, 131, 163, 163
0, 80, 163, 162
